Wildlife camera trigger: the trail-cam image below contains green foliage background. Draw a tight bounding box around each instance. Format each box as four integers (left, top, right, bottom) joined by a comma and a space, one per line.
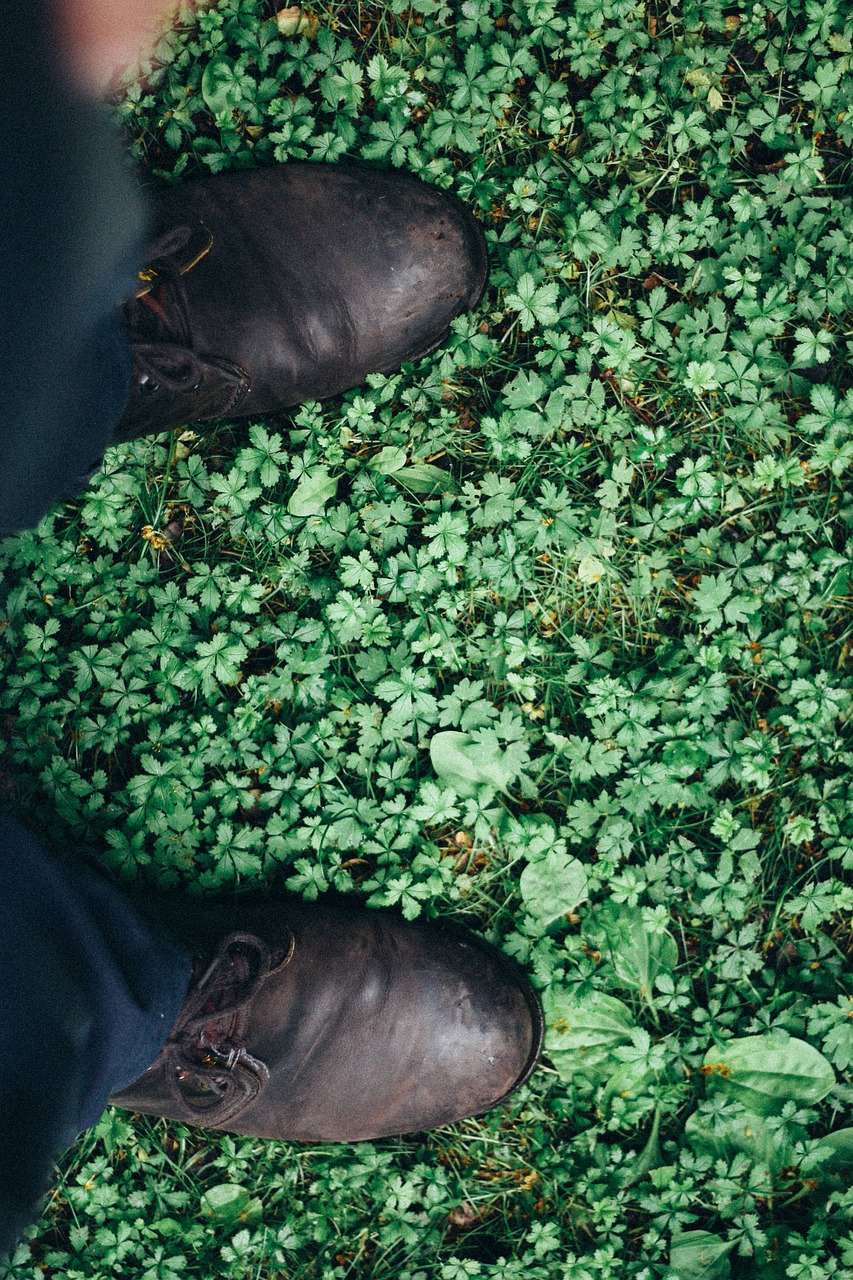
2, 0, 853, 1275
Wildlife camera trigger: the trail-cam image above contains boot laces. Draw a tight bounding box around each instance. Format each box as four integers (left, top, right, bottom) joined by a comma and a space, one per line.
162, 929, 293, 1126
125, 224, 211, 396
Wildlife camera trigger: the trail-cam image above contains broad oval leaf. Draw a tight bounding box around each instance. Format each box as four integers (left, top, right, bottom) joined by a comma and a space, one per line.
543, 987, 635, 1083
393, 463, 458, 495
520, 849, 589, 926
703, 1033, 836, 1115
429, 731, 488, 797
287, 468, 339, 517
367, 445, 408, 475
201, 56, 238, 114
611, 920, 677, 995
684, 1109, 796, 1176
274, 5, 319, 37
670, 1231, 733, 1280
429, 731, 513, 796
587, 901, 677, 997
200, 1183, 252, 1220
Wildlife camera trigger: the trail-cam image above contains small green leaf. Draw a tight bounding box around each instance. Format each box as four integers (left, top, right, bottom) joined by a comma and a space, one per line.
804, 1127, 853, 1173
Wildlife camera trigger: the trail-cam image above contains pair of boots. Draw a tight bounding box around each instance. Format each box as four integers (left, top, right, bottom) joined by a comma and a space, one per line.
103, 162, 543, 1140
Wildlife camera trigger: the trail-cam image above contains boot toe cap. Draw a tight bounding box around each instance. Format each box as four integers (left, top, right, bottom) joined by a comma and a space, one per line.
255, 910, 543, 1142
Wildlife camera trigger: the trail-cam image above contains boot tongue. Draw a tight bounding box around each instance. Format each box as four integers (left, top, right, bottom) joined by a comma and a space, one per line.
130, 285, 188, 346
125, 221, 214, 347
187, 933, 273, 1026
136, 222, 214, 295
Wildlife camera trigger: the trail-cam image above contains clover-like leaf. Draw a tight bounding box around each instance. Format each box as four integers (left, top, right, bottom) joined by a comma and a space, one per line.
505, 273, 561, 330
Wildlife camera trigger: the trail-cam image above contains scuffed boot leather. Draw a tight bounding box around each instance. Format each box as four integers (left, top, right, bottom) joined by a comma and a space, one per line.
109, 896, 542, 1141
113, 164, 489, 443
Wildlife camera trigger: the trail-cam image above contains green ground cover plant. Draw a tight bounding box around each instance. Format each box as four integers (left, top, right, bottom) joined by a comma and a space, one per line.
2, 0, 853, 1275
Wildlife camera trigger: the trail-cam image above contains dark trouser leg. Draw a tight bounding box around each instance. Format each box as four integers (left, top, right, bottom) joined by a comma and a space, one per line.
1, 1, 143, 535
0, 817, 192, 1257
1, 5, 186, 1259
55, 301, 137, 504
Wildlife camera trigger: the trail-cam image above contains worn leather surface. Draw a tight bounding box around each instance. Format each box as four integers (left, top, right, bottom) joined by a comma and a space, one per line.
110, 896, 542, 1142
114, 164, 489, 442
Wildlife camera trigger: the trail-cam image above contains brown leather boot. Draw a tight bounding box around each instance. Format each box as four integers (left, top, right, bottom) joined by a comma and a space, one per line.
113, 164, 489, 443
109, 896, 542, 1141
